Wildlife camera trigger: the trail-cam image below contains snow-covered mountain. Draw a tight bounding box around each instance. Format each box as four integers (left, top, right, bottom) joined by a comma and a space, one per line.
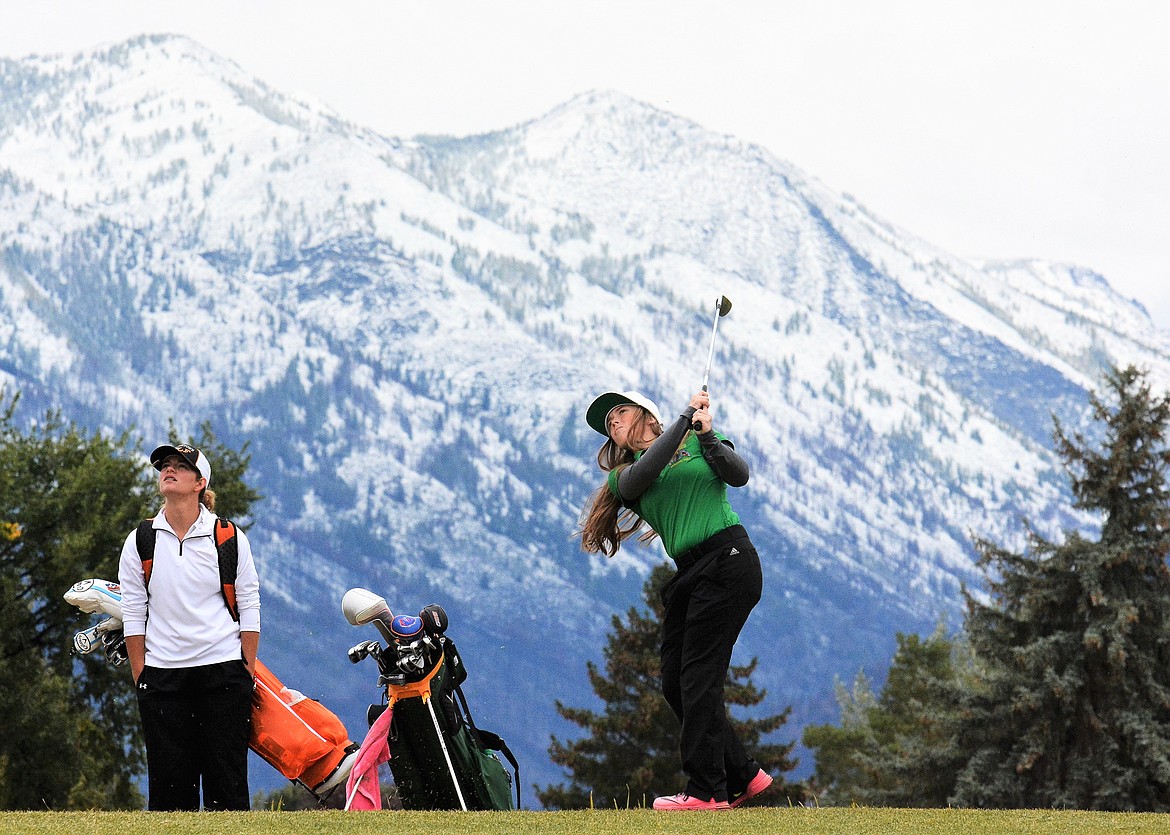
3, 34, 1168, 801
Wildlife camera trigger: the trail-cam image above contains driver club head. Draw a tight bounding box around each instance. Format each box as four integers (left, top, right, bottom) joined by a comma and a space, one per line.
716, 295, 732, 317
342, 587, 392, 626
342, 588, 395, 641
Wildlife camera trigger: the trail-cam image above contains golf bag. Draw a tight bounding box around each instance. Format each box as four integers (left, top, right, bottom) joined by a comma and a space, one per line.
249, 658, 358, 795
343, 589, 519, 811
65, 578, 358, 799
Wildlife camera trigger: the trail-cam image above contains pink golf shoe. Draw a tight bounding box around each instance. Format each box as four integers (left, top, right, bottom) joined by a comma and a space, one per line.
652, 792, 731, 811
728, 768, 773, 808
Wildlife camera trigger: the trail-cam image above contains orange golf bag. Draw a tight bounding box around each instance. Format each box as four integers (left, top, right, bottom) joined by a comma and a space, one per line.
251, 658, 359, 797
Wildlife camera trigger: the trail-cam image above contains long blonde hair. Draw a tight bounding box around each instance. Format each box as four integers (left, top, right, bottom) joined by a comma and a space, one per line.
579, 408, 662, 556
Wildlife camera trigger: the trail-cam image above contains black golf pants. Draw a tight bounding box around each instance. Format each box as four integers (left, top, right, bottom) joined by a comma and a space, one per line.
659, 525, 763, 803
136, 659, 253, 811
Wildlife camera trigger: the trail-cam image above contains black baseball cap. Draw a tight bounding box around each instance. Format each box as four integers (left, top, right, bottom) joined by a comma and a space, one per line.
150, 443, 211, 486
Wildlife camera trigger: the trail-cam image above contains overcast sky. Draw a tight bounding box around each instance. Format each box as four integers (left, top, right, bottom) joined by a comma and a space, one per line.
3, 1, 1168, 331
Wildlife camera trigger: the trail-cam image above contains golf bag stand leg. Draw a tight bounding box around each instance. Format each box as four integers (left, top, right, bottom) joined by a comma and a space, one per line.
425, 695, 468, 811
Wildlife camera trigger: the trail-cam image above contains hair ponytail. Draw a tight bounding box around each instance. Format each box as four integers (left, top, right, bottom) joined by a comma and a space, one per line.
580, 483, 645, 556
200, 488, 216, 512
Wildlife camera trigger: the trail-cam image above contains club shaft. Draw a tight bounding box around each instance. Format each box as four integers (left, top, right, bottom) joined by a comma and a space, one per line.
694, 299, 725, 429
701, 305, 722, 386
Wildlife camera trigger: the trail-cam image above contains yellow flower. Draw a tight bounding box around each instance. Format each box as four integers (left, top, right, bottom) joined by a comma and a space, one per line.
0, 522, 21, 541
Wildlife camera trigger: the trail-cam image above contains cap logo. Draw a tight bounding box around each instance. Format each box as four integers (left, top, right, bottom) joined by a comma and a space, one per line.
175, 444, 196, 455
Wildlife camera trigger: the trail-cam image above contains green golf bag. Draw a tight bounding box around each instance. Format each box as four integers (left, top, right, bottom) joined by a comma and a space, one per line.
374, 638, 516, 810
348, 603, 518, 811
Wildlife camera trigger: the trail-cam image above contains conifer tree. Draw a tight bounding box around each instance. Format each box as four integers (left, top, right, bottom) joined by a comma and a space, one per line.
0, 400, 152, 809
953, 365, 1170, 810
538, 562, 799, 809
803, 624, 970, 806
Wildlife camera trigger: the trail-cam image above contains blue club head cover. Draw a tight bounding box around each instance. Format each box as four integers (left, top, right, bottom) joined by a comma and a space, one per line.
391, 614, 424, 642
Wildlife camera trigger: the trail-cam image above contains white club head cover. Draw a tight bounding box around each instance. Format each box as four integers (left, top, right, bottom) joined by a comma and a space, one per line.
64, 579, 123, 620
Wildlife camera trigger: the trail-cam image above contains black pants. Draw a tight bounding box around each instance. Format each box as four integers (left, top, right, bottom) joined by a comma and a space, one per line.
660, 525, 763, 802
136, 660, 253, 811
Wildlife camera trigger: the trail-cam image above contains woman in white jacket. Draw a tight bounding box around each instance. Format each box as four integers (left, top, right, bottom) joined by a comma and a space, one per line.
118, 443, 261, 811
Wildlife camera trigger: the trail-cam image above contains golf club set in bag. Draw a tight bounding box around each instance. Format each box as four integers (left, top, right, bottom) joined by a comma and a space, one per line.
340, 588, 519, 810
64, 578, 518, 810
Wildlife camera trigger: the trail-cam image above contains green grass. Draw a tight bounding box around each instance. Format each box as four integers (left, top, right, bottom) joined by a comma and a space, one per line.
5, 808, 1170, 835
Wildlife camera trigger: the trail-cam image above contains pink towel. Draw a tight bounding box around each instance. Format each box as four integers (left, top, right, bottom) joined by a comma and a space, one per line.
344, 705, 394, 810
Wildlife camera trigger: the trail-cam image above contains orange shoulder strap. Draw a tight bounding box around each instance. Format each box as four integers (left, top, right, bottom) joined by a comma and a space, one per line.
215, 519, 240, 622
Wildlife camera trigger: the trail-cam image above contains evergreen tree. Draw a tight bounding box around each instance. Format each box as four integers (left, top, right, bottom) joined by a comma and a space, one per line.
0, 399, 151, 809
537, 562, 799, 809
953, 365, 1170, 810
0, 396, 259, 809
803, 624, 970, 806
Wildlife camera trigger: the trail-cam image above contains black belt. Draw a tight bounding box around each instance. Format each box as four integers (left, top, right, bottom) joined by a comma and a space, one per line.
673, 525, 746, 573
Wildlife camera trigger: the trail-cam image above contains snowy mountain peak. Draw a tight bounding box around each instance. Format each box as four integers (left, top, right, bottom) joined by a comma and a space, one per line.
514, 88, 706, 152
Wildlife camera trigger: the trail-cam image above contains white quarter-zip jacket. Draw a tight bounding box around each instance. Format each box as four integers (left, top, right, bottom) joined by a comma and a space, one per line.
119, 504, 261, 668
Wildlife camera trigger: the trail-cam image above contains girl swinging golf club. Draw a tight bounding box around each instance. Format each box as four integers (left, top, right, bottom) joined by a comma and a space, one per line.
579, 365, 773, 809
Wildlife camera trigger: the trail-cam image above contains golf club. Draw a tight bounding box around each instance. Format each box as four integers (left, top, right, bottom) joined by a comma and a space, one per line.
347, 639, 380, 664
693, 295, 733, 430
72, 623, 103, 655
342, 587, 396, 643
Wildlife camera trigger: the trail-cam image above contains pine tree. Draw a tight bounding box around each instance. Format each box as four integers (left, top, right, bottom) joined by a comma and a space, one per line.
0, 400, 152, 809
803, 624, 970, 806
537, 562, 799, 809
953, 365, 1170, 810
